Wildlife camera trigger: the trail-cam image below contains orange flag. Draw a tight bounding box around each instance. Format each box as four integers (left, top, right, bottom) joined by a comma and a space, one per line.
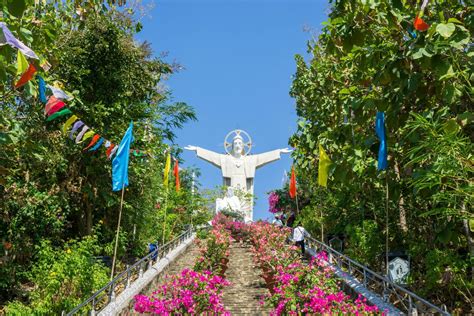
83, 134, 100, 151
173, 159, 180, 192
289, 166, 296, 199
15, 63, 37, 88
413, 15, 429, 31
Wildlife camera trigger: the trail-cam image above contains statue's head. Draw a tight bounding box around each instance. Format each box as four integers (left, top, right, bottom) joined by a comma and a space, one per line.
226, 187, 234, 198
232, 134, 244, 155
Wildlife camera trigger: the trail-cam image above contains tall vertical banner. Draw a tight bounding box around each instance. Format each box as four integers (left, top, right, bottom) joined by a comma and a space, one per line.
112, 121, 134, 191
376, 111, 390, 275
110, 121, 134, 280
289, 166, 297, 199
375, 112, 388, 171
318, 144, 332, 187
173, 159, 180, 192
163, 152, 171, 188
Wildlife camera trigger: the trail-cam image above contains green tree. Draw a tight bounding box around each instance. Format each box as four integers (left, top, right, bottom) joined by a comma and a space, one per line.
287, 0, 473, 311
1, 1, 205, 309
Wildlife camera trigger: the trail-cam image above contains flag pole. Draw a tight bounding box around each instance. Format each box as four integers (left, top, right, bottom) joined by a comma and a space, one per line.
295, 190, 300, 214
162, 187, 168, 246
320, 188, 325, 242
385, 171, 389, 276
110, 183, 125, 280
161, 150, 171, 246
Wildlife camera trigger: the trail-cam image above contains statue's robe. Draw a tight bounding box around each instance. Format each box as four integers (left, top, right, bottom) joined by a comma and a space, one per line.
195, 147, 282, 222
216, 195, 242, 214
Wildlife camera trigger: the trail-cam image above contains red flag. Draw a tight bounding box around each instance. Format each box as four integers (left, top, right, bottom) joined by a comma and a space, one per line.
15, 63, 37, 88
289, 166, 296, 199
46, 100, 66, 116
106, 144, 116, 159
173, 159, 180, 192
413, 15, 429, 31
44, 96, 60, 115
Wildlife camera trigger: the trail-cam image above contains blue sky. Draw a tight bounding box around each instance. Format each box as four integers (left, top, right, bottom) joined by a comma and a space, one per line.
137, 0, 328, 220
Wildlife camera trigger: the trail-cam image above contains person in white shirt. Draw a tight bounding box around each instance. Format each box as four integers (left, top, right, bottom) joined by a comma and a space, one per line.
272, 215, 283, 227
292, 222, 310, 256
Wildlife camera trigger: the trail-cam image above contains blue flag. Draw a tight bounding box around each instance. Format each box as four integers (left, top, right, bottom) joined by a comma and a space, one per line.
112, 122, 134, 191
37, 75, 47, 103
375, 112, 388, 171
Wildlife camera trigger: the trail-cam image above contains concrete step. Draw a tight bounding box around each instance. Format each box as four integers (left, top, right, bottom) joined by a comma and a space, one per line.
221, 242, 270, 315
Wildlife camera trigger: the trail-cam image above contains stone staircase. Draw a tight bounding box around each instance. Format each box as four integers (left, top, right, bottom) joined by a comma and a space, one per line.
141, 242, 200, 297
120, 242, 200, 315
222, 241, 270, 315
125, 240, 271, 315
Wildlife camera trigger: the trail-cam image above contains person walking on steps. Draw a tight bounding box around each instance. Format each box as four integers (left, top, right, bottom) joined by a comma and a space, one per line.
272, 215, 283, 227
293, 221, 310, 256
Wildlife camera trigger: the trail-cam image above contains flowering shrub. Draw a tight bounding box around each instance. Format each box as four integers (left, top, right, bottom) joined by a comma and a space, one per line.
263, 254, 380, 315
212, 212, 252, 242
134, 269, 230, 315
135, 215, 232, 315
135, 216, 380, 315
246, 221, 380, 315
249, 221, 299, 271
268, 191, 280, 214
267, 189, 297, 216
194, 218, 231, 275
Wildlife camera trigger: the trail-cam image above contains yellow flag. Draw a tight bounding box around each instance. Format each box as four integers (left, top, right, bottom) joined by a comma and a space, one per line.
16, 50, 29, 76
163, 152, 171, 187
318, 144, 332, 187
62, 115, 78, 134
80, 130, 95, 143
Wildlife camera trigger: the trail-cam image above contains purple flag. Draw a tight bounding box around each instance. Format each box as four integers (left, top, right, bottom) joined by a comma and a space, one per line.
0, 22, 39, 59
69, 120, 84, 140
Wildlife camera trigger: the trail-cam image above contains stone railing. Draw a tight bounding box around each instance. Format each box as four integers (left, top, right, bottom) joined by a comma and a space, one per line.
66, 228, 194, 316
305, 236, 450, 316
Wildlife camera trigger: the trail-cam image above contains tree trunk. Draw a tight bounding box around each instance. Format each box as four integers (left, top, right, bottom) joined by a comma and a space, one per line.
394, 161, 408, 233
83, 192, 92, 235
462, 215, 474, 281
85, 205, 92, 235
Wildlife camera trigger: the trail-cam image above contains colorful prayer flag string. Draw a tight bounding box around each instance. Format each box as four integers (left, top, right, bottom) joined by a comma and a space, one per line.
1, 22, 147, 162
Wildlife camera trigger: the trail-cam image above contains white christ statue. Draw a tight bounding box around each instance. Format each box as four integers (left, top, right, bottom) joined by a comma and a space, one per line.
185, 129, 291, 222
216, 187, 242, 214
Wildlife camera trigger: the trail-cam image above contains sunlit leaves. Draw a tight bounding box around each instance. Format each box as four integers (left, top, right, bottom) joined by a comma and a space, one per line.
289, 0, 473, 310
436, 23, 456, 38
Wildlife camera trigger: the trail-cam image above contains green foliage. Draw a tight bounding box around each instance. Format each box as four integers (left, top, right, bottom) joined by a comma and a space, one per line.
287, 0, 473, 311
421, 248, 472, 306
344, 220, 383, 267
405, 113, 473, 218
5, 236, 109, 314
0, 0, 206, 310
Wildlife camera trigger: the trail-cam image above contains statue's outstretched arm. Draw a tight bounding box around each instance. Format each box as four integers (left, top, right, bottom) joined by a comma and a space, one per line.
184, 145, 198, 151
255, 151, 279, 169
255, 148, 292, 168
185, 145, 222, 168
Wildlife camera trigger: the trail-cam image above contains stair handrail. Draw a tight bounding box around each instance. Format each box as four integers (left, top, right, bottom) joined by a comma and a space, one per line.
66, 227, 194, 316
305, 236, 450, 315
